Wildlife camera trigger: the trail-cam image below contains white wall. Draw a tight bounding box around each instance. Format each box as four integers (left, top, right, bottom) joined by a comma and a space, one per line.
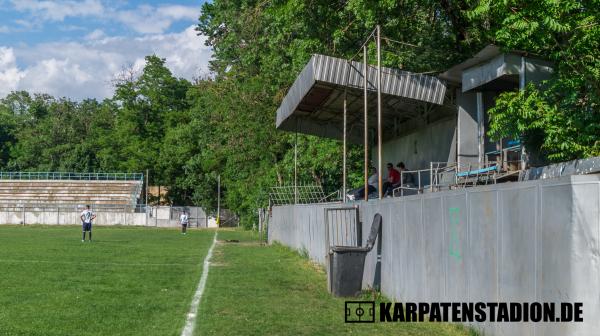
0, 210, 147, 226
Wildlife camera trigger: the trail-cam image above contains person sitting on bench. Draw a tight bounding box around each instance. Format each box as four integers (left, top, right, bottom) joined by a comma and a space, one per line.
382, 162, 400, 197
396, 162, 415, 187
347, 166, 378, 200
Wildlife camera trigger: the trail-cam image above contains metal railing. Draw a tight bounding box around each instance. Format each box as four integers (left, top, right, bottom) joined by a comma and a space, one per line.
0, 202, 140, 212
269, 185, 340, 206
0, 172, 144, 181
390, 162, 465, 197
429, 162, 460, 192
392, 168, 430, 197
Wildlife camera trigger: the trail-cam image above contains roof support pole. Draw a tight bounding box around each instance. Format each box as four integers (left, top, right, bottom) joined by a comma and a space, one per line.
519, 56, 528, 171
376, 24, 383, 199
294, 123, 298, 204
476, 91, 484, 169
343, 83, 347, 203
363, 45, 369, 201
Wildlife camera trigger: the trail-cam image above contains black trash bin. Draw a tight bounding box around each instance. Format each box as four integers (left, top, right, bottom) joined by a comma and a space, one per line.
328, 213, 381, 297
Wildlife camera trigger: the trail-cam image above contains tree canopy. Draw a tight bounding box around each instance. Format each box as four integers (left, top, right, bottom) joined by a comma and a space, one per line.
0, 1, 597, 227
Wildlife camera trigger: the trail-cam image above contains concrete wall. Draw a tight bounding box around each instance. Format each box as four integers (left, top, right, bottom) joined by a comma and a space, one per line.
379, 118, 456, 178
0, 210, 147, 226
0, 208, 209, 228
269, 175, 600, 336
148, 206, 208, 228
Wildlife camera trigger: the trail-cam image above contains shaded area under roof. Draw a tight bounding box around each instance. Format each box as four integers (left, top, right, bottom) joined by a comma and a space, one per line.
275, 54, 453, 143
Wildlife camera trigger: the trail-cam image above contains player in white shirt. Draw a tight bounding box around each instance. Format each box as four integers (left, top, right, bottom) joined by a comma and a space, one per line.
180, 211, 189, 235
80, 205, 96, 242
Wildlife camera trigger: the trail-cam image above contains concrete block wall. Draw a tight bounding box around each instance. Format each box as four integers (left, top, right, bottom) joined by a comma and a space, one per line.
270, 175, 600, 336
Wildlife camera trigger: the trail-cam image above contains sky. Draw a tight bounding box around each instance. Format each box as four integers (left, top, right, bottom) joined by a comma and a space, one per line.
0, 0, 212, 100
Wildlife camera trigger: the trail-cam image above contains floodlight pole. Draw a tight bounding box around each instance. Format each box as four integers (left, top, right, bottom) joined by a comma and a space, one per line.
145, 169, 149, 206
376, 25, 383, 199
145, 169, 149, 226
217, 174, 221, 227
363, 46, 369, 202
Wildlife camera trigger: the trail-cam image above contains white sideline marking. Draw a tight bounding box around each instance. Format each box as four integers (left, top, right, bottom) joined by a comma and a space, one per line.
0, 259, 195, 267
181, 231, 218, 336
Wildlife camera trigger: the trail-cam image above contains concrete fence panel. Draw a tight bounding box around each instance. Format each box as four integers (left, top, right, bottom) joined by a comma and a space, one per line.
269, 175, 600, 336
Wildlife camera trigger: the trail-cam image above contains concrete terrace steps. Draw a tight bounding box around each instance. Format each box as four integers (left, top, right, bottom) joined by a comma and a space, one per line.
0, 181, 140, 187
0, 196, 132, 201
0, 179, 142, 209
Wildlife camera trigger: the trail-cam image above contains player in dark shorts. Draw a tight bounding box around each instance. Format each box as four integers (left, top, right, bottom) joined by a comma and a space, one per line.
80, 205, 96, 242
180, 211, 189, 235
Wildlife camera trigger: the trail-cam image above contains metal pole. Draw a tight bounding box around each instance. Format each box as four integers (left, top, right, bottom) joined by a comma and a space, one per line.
430, 162, 433, 192
145, 169, 149, 205
343, 86, 347, 203
476, 92, 484, 169
259, 209, 264, 245
519, 56, 528, 171
145, 169, 149, 226
363, 45, 369, 201
217, 174, 221, 227
294, 129, 298, 204
376, 24, 383, 199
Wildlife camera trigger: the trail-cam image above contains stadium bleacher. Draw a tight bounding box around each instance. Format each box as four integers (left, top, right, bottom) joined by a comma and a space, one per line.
0, 172, 143, 211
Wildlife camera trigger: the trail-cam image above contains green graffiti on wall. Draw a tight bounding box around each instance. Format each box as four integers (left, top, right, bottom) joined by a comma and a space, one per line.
448, 207, 462, 261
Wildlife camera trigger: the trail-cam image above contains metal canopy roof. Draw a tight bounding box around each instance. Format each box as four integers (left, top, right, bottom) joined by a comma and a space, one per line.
275, 54, 452, 143
440, 45, 553, 92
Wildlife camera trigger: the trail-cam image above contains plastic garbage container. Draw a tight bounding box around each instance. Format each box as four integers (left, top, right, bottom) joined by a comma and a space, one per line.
329, 246, 368, 296
328, 213, 382, 297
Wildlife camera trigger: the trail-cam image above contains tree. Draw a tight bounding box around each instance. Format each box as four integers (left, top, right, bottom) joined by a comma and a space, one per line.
110, 55, 191, 186
469, 0, 600, 162
193, 0, 489, 226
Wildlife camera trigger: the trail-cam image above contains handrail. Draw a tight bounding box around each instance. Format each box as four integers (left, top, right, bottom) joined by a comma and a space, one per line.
0, 202, 144, 210
0, 172, 144, 181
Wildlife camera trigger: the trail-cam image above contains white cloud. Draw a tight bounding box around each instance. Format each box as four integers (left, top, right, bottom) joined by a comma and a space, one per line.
0, 47, 26, 97
11, 0, 104, 21
3, 25, 212, 100
115, 4, 200, 34
10, 1, 200, 34
85, 28, 105, 40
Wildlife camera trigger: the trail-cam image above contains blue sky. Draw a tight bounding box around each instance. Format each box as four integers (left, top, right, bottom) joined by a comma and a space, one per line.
0, 1, 212, 100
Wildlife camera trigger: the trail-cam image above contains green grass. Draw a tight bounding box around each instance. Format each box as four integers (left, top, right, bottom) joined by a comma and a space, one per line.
198, 229, 475, 336
0, 226, 477, 336
0, 225, 215, 336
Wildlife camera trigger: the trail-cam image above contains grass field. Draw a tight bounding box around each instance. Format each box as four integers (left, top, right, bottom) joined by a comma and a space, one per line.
0, 226, 474, 336
198, 229, 475, 336
0, 225, 215, 336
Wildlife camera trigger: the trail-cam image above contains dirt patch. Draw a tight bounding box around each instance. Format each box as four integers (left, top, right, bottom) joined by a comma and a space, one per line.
216, 240, 261, 247
302, 259, 326, 275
